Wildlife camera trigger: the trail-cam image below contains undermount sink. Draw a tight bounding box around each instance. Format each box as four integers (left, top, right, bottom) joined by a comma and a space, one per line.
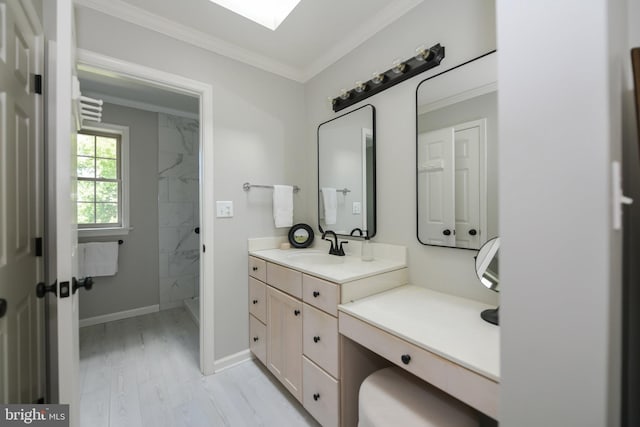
286, 251, 345, 265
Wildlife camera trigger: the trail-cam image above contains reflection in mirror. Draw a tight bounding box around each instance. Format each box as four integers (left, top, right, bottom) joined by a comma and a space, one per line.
475, 236, 499, 325
416, 52, 497, 250
318, 105, 375, 238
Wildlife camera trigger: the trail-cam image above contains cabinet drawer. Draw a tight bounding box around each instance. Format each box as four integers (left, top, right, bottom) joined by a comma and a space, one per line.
339, 312, 499, 419
267, 263, 302, 299
303, 356, 339, 427
303, 274, 339, 316
249, 315, 266, 366
249, 277, 267, 322
248, 256, 266, 282
303, 303, 338, 378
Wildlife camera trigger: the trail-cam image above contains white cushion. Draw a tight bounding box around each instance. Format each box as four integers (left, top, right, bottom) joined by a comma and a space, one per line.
358, 367, 480, 427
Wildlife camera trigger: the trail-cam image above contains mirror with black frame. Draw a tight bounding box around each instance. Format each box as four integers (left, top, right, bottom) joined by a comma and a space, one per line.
416, 52, 497, 250
318, 104, 376, 238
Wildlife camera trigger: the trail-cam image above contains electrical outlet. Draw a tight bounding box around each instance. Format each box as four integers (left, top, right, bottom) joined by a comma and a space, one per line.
216, 201, 234, 218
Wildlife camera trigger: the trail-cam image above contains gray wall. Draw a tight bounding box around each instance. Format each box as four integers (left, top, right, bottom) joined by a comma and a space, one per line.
498, 1, 626, 426
79, 103, 160, 319
75, 7, 307, 359
304, 0, 498, 305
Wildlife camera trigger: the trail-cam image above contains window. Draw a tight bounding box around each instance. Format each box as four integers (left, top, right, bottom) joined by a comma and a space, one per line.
76, 124, 130, 236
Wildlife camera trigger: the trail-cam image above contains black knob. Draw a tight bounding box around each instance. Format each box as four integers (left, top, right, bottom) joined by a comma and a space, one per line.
401, 354, 411, 365
442, 229, 451, 236
72, 277, 93, 294
313, 291, 320, 298
469, 229, 477, 236
313, 393, 320, 401
252, 266, 258, 271
294, 309, 300, 316
253, 337, 259, 342
313, 336, 320, 343
36, 282, 57, 298
0, 299, 6, 319
252, 299, 258, 304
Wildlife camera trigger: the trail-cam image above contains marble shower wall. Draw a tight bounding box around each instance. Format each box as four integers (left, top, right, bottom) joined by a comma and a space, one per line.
158, 113, 200, 309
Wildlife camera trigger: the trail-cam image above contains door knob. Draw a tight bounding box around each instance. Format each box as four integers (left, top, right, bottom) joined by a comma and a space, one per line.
36, 282, 57, 298
0, 299, 6, 318
442, 229, 451, 236
194, 227, 200, 234
469, 229, 477, 236
72, 277, 94, 294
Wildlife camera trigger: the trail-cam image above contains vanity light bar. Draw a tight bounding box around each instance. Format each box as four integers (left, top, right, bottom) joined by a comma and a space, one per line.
331, 43, 445, 113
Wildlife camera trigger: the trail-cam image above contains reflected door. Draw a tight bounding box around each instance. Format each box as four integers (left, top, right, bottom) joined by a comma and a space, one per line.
418, 128, 455, 246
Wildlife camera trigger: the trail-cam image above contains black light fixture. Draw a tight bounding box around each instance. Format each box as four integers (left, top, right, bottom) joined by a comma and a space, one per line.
331, 43, 445, 112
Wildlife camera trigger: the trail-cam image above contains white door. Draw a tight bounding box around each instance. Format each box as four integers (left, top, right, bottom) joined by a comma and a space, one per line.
453, 120, 485, 249
46, 0, 80, 424
0, 0, 45, 403
417, 128, 455, 246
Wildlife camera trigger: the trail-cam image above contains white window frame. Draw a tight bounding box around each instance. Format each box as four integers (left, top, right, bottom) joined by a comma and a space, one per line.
77, 122, 131, 237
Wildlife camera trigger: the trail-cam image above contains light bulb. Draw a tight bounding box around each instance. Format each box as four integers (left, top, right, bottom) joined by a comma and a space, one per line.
371, 72, 385, 84
354, 81, 367, 93
392, 58, 406, 74
414, 45, 433, 61
339, 88, 351, 100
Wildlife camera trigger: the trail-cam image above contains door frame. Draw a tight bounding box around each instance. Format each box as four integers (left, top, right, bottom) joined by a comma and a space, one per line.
75, 49, 215, 375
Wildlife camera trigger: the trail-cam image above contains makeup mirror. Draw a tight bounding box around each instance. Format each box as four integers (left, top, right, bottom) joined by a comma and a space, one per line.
318, 104, 376, 238
416, 52, 497, 249
475, 236, 499, 325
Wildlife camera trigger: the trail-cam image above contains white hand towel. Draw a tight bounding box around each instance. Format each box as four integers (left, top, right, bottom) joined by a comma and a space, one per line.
78, 242, 119, 277
273, 185, 294, 228
321, 187, 337, 225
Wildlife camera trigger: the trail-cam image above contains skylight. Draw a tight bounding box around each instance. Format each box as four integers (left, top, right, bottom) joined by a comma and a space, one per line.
209, 0, 303, 30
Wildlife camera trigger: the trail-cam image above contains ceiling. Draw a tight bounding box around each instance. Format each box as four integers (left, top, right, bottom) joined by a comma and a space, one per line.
74, 0, 424, 82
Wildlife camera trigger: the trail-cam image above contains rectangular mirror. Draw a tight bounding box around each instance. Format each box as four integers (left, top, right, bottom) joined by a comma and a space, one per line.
416, 52, 497, 249
318, 104, 376, 238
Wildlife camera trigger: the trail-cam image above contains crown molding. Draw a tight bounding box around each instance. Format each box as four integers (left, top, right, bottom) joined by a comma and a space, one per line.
301, 0, 424, 81
74, 0, 423, 83
74, 0, 306, 82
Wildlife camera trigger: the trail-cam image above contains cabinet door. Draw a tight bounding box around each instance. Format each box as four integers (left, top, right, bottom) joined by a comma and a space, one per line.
267, 286, 303, 402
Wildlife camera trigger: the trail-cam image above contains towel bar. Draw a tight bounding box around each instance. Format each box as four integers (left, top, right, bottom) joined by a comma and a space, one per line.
243, 182, 300, 193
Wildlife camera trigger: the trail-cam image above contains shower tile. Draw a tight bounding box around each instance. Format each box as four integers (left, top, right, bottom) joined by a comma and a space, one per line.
159, 275, 196, 304
158, 202, 193, 227
168, 250, 199, 277
168, 177, 198, 202
176, 226, 199, 252
159, 228, 179, 254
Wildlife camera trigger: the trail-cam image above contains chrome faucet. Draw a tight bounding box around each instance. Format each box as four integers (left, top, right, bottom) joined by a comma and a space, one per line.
322, 230, 348, 256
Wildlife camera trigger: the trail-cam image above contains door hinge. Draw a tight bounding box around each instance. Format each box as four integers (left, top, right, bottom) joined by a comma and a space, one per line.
35, 237, 43, 257
34, 74, 43, 95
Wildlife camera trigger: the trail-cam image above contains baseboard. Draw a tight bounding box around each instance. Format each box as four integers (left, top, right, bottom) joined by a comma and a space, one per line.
79, 304, 160, 328
213, 349, 252, 373
159, 300, 185, 311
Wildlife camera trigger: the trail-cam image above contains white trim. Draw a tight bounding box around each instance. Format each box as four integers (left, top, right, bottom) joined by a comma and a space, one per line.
73, 0, 424, 83
74, 0, 303, 82
17, 0, 43, 33
301, 0, 424, 81
75, 49, 217, 376
81, 90, 199, 120
159, 300, 184, 311
77, 122, 130, 237
213, 349, 252, 373
79, 304, 159, 328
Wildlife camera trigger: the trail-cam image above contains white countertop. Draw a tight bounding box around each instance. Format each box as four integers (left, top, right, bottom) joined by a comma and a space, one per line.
248, 248, 407, 284
339, 285, 500, 381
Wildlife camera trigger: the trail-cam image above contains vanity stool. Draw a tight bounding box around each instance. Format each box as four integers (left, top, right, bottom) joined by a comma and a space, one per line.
358, 367, 479, 427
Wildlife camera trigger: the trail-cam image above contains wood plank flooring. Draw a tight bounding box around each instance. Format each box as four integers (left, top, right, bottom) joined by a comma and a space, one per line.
79, 308, 319, 427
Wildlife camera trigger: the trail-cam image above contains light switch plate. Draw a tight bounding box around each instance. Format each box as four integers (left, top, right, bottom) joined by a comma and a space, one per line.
352, 202, 361, 215
216, 201, 234, 218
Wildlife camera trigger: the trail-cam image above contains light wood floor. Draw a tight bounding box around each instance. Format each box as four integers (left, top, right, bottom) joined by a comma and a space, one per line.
79, 308, 319, 427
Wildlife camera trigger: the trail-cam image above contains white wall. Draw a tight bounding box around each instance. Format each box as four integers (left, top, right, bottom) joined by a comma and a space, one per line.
498, 1, 626, 425
74, 6, 307, 360
304, 0, 498, 304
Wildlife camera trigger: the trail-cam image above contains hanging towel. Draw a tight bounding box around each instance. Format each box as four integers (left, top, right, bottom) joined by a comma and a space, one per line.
78, 242, 119, 277
321, 187, 337, 225
273, 185, 294, 228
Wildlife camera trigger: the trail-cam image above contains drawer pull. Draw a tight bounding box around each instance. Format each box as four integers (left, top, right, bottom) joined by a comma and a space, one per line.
252, 266, 258, 271
252, 299, 258, 304
313, 336, 321, 343
313, 393, 320, 401
401, 354, 411, 365
253, 337, 259, 342
294, 309, 300, 316
313, 291, 320, 298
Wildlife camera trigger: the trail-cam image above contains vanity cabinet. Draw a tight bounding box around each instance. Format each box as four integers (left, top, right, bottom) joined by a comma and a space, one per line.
248, 252, 408, 427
